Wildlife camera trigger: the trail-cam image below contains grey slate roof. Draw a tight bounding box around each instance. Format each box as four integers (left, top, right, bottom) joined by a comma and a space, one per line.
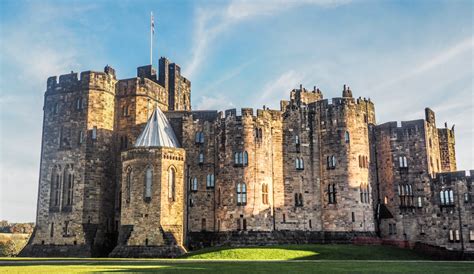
134, 106, 180, 148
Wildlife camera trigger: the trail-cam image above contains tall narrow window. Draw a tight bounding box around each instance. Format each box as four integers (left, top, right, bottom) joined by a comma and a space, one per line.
168, 167, 175, 201
50, 222, 54, 237
295, 135, 300, 145
206, 174, 215, 188
78, 131, 84, 144
243, 151, 248, 166
328, 184, 337, 204
344, 131, 350, 143
50, 166, 61, 210
237, 183, 247, 206
125, 167, 132, 204
201, 218, 206, 231
92, 126, 97, 140
190, 177, 198, 192
198, 152, 204, 164
262, 184, 268, 205
234, 152, 239, 164
144, 166, 153, 201
399, 156, 408, 168
195, 132, 204, 144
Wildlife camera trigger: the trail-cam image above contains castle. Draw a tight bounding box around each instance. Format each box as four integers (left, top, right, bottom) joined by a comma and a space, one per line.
21, 57, 473, 258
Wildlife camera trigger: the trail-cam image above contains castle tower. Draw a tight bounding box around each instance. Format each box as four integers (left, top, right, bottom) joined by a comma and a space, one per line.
438, 124, 456, 172
21, 67, 118, 257
110, 106, 186, 258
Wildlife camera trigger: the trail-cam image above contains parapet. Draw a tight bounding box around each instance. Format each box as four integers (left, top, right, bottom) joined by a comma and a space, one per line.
46, 66, 117, 93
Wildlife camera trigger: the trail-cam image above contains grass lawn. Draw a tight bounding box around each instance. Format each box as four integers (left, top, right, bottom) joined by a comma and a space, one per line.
181, 244, 432, 260
1, 244, 472, 273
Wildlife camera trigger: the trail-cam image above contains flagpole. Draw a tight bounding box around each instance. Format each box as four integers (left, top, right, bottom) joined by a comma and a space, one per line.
150, 11, 153, 65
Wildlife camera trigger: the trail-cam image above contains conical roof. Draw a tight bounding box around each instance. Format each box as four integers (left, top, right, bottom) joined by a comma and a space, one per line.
134, 106, 180, 148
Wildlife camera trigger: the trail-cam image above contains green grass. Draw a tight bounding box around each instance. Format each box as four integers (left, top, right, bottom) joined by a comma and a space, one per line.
1, 245, 472, 273
181, 244, 432, 260
1, 261, 473, 273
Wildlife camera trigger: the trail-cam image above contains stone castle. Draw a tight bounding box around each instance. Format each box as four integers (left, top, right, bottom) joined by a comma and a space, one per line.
21, 57, 473, 258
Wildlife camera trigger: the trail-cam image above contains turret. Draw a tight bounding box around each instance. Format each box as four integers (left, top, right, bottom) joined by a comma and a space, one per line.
342, 84, 352, 98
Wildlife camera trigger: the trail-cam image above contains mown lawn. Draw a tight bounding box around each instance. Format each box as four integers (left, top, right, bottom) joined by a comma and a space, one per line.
1, 244, 473, 273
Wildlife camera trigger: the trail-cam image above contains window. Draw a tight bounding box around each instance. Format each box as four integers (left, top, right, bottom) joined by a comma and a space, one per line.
64, 221, 70, 236
440, 189, 454, 206
237, 183, 247, 206
455, 230, 460, 242
189, 198, 194, 207
295, 135, 300, 145
168, 167, 176, 201
255, 128, 263, 140
344, 131, 350, 143
464, 193, 470, 203
144, 166, 153, 201
243, 151, 248, 165
351, 212, 355, 222
295, 193, 303, 207
389, 223, 397, 235
198, 152, 204, 164
399, 184, 414, 207
62, 168, 74, 208
384, 196, 388, 204
125, 168, 131, 204
328, 184, 337, 204
296, 158, 304, 170
50, 222, 54, 238
78, 131, 84, 144
417, 196, 423, 208
470, 230, 474, 242
234, 151, 248, 166
201, 218, 206, 231
122, 105, 129, 117
262, 184, 269, 205
50, 166, 61, 209
449, 230, 454, 241
75, 98, 84, 110
195, 132, 204, 144
92, 126, 97, 140
327, 155, 337, 169
190, 177, 198, 192
399, 156, 408, 168
206, 174, 215, 188
360, 183, 369, 204
53, 103, 59, 114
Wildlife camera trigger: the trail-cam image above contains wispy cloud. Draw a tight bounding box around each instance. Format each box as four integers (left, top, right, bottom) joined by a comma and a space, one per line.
0, 1, 102, 222
184, 0, 351, 79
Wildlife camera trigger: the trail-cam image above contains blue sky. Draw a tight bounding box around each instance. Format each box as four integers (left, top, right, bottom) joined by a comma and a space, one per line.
0, 0, 472, 222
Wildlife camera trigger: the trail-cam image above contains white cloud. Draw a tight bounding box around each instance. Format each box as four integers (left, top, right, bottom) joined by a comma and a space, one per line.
256, 70, 306, 110
184, 0, 351, 79
196, 95, 235, 111
0, 2, 102, 222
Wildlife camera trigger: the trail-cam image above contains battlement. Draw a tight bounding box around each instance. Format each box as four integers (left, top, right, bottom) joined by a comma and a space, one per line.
224, 107, 281, 121
46, 66, 117, 93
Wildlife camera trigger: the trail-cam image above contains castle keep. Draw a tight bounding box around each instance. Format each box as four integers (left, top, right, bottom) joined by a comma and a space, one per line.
21, 58, 473, 258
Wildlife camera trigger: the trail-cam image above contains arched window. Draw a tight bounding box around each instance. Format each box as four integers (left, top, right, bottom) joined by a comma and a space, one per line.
331, 156, 337, 168
122, 105, 129, 117
243, 151, 248, 166
262, 184, 268, 205
299, 193, 303, 206
61, 166, 74, 209
358, 155, 362, 168
125, 167, 132, 204
190, 177, 198, 192
168, 167, 176, 201
448, 190, 454, 205
198, 152, 204, 164
237, 182, 247, 206
295, 135, 300, 145
206, 174, 215, 188
344, 131, 350, 143
440, 190, 445, 205
144, 166, 153, 201
234, 152, 239, 164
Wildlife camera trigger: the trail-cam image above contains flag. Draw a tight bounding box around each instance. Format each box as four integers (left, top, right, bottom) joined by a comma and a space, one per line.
151, 12, 155, 35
